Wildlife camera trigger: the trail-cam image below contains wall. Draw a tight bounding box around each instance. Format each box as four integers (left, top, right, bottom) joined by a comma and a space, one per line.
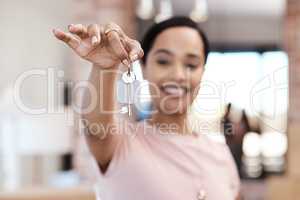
267, 0, 300, 199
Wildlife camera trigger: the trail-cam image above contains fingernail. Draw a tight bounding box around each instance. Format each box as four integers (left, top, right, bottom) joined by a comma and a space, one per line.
122, 59, 129, 66
91, 36, 98, 45
52, 29, 60, 36
130, 54, 138, 62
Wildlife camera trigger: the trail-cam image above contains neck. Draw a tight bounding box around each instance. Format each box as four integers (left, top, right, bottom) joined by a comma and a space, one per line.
149, 112, 191, 135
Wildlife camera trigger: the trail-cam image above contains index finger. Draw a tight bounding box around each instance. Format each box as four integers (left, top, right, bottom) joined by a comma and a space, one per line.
52, 28, 80, 50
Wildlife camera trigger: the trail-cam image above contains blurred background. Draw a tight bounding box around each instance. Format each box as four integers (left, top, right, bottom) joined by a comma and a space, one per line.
0, 0, 299, 199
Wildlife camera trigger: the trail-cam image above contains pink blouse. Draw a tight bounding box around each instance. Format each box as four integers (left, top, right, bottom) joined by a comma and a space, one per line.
91, 120, 240, 200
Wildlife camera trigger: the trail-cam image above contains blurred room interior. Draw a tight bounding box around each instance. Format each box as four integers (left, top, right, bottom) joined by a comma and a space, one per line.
0, 0, 299, 199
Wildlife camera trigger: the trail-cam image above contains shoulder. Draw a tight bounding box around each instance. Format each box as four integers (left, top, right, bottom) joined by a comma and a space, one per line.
199, 133, 241, 194
198, 133, 230, 154
200, 133, 237, 170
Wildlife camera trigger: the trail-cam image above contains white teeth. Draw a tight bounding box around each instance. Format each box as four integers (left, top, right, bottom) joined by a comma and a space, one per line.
163, 86, 185, 96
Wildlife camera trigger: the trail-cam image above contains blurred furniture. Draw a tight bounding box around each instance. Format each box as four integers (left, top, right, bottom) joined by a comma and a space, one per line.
0, 104, 74, 189
16, 112, 74, 187
0, 186, 95, 200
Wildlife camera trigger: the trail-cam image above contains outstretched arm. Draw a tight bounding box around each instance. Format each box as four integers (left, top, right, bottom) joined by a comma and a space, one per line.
53, 22, 143, 172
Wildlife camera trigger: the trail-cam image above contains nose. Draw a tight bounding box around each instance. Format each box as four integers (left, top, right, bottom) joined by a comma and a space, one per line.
170, 63, 187, 82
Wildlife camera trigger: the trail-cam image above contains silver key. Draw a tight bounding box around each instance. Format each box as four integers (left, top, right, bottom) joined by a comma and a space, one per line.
120, 67, 136, 116
116, 78, 139, 104
122, 68, 136, 84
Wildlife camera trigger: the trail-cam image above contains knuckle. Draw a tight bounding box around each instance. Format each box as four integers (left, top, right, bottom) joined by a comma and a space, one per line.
63, 35, 71, 43
87, 24, 97, 30
105, 22, 122, 33
106, 32, 115, 41
139, 49, 144, 57
87, 24, 92, 29
133, 39, 141, 46
136, 43, 142, 50
107, 22, 116, 27
107, 32, 118, 41
87, 24, 99, 35
79, 51, 88, 58
129, 39, 139, 47
119, 52, 127, 60
75, 23, 83, 28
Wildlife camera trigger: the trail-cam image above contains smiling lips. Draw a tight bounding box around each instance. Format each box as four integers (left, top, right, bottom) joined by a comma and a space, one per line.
160, 84, 189, 97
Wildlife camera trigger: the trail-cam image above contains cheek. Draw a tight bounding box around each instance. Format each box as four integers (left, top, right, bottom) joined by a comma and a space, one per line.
144, 66, 162, 98
189, 70, 204, 97
144, 62, 166, 85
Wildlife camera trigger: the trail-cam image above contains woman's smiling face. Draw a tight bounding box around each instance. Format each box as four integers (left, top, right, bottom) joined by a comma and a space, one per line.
143, 27, 206, 114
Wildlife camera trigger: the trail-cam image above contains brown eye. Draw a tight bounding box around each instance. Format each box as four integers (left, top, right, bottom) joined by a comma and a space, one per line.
186, 63, 197, 69
157, 59, 170, 65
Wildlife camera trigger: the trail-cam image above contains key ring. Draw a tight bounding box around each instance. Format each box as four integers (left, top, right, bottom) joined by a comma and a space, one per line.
122, 66, 136, 84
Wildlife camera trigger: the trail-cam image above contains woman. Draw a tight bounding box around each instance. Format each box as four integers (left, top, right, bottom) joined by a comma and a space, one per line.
53, 17, 241, 200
